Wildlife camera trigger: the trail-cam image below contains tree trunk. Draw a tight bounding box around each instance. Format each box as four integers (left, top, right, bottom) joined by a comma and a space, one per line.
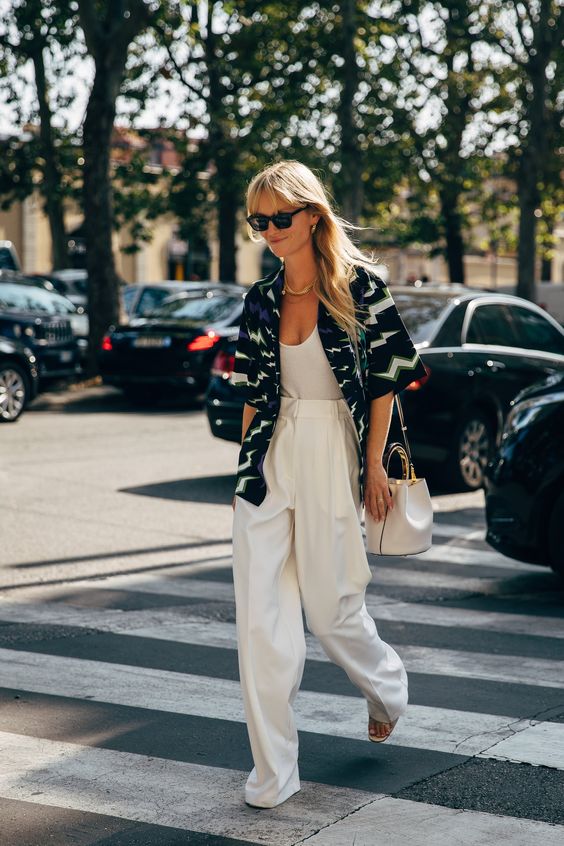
205, 9, 237, 281
516, 147, 539, 300
338, 0, 363, 224
441, 191, 465, 284
515, 3, 558, 300
32, 47, 68, 269
82, 68, 121, 376
77, 0, 152, 375
216, 154, 238, 281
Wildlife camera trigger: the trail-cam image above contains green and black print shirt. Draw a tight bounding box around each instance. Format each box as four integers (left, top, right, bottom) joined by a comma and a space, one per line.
230, 264, 428, 506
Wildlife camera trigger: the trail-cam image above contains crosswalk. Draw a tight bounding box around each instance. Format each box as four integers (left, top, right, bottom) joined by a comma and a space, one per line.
0, 522, 563, 845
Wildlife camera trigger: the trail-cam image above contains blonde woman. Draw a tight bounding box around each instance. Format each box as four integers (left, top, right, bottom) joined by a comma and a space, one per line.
230, 161, 428, 808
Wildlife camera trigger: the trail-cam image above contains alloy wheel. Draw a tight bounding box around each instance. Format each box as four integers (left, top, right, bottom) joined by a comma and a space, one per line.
458, 417, 492, 489
0, 366, 27, 422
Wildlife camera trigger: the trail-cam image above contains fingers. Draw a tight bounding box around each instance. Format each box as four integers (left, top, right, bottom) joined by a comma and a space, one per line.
365, 486, 394, 522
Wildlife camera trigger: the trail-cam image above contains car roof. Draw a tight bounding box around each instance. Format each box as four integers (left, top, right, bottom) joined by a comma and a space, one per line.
124, 280, 238, 289
0, 270, 54, 287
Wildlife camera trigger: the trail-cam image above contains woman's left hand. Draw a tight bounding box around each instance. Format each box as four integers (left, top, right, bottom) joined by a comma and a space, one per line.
364, 461, 394, 522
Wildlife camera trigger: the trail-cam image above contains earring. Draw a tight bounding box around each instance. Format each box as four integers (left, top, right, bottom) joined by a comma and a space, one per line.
311, 223, 317, 234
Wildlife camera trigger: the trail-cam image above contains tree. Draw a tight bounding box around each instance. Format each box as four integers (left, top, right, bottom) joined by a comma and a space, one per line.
0, 0, 81, 268
484, 0, 563, 298
77, 0, 157, 374
378, 1, 504, 284
156, 1, 319, 280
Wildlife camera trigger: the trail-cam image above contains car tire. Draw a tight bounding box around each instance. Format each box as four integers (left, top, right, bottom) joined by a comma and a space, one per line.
0, 361, 29, 422
442, 408, 496, 492
547, 489, 564, 577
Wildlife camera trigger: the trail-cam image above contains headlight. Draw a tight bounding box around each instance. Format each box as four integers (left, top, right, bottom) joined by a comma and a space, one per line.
504, 392, 564, 434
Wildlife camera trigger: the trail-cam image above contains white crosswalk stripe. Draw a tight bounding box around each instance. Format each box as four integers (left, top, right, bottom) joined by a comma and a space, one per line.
0, 647, 538, 757
0, 731, 369, 845
0, 528, 563, 843
3, 580, 562, 639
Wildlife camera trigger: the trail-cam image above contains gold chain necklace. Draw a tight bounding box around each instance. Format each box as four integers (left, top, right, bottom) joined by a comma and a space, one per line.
282, 272, 317, 296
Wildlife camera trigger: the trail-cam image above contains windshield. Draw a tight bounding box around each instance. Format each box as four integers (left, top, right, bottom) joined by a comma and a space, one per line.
392, 293, 454, 343
0, 283, 76, 315
150, 295, 242, 323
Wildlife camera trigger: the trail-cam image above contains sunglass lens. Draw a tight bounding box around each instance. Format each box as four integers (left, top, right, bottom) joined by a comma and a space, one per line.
272, 214, 292, 229
248, 216, 268, 231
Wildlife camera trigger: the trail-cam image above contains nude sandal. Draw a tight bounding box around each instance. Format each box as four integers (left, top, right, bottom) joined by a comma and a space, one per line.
368, 716, 399, 743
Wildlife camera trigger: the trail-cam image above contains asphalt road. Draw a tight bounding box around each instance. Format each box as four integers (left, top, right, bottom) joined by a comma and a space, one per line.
1, 384, 563, 845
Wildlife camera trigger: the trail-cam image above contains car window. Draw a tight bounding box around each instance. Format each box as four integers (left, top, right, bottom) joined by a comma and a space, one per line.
466, 304, 518, 346
0, 283, 75, 315
137, 287, 172, 314
433, 302, 467, 346
391, 294, 452, 343
153, 295, 241, 323
506, 306, 564, 356
122, 287, 137, 310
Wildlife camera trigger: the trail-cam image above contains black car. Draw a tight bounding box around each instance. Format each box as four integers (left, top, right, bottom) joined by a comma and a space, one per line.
0, 272, 80, 384
206, 285, 564, 491
48, 269, 89, 311
98, 288, 245, 402
122, 280, 239, 321
484, 372, 564, 575
0, 335, 39, 422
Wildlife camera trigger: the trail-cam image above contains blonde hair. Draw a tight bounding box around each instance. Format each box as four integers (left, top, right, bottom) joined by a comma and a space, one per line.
246, 160, 383, 339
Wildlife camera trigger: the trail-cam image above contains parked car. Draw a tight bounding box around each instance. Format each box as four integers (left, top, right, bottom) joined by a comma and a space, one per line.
98, 288, 246, 403
122, 280, 239, 321
484, 372, 564, 575
0, 273, 80, 384
0, 241, 22, 271
206, 284, 564, 491
43, 269, 89, 311
0, 335, 39, 422
2, 270, 89, 372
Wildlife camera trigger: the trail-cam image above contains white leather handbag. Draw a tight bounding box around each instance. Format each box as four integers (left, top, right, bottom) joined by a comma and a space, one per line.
351, 330, 433, 556
364, 394, 433, 555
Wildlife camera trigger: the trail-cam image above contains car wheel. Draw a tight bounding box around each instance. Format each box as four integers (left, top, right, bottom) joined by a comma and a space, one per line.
0, 362, 28, 422
442, 409, 495, 491
547, 489, 564, 577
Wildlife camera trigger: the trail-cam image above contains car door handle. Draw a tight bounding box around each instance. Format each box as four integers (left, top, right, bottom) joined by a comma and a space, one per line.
485, 359, 506, 370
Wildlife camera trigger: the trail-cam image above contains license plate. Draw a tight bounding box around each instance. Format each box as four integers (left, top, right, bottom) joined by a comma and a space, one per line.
60, 350, 73, 363
134, 336, 171, 348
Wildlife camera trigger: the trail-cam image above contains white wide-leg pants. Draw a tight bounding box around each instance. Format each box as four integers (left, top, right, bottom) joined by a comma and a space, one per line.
232, 396, 408, 808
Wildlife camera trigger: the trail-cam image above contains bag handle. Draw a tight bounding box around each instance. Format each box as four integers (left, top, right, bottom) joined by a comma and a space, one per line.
351, 329, 415, 479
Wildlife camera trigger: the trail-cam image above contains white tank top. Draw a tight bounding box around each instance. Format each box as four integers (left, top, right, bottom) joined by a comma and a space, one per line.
280, 325, 344, 399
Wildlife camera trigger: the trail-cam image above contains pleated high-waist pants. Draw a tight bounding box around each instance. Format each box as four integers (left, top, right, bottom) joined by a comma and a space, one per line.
232, 396, 408, 808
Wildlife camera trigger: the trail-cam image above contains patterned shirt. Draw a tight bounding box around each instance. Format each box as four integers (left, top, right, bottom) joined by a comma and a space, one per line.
230, 264, 428, 506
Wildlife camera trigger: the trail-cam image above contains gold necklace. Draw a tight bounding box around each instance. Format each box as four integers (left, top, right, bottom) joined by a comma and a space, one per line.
282, 273, 317, 296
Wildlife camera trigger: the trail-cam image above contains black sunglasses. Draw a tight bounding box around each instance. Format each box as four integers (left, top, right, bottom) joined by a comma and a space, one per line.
246, 206, 309, 232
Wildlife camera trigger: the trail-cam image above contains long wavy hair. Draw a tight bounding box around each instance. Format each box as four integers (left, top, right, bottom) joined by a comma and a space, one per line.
246, 160, 383, 339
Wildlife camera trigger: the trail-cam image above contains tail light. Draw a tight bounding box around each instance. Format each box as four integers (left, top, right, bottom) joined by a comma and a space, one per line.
101, 335, 113, 351
405, 364, 431, 391
187, 331, 222, 352
211, 349, 235, 377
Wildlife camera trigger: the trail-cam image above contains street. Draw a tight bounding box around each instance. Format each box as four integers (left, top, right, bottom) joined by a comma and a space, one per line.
1, 385, 563, 845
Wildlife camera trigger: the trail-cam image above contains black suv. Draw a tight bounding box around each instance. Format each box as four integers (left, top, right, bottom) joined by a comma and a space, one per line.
0, 271, 79, 384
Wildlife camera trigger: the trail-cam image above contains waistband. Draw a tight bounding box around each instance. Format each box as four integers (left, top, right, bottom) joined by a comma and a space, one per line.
278, 396, 351, 419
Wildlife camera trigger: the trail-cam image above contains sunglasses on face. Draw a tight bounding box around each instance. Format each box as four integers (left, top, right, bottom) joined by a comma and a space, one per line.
246, 206, 309, 232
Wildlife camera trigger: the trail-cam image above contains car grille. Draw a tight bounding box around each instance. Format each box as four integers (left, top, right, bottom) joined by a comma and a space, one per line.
37, 321, 73, 345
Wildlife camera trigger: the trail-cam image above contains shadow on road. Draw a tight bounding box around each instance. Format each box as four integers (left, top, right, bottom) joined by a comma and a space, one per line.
29, 383, 205, 415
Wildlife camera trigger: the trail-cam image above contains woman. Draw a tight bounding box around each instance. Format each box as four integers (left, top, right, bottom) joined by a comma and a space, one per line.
230, 161, 428, 809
